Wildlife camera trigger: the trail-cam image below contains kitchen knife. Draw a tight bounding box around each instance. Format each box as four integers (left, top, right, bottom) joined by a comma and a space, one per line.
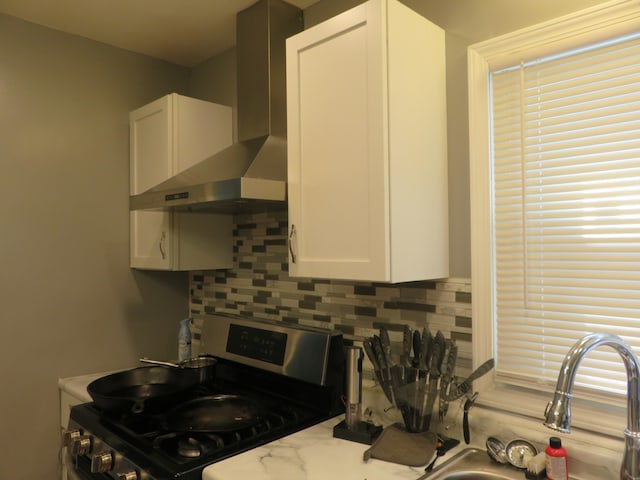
412, 329, 422, 368
402, 325, 412, 367
421, 331, 444, 431
379, 326, 393, 364
371, 335, 395, 404
439, 339, 458, 421
419, 327, 432, 372
363, 338, 387, 400
442, 357, 495, 402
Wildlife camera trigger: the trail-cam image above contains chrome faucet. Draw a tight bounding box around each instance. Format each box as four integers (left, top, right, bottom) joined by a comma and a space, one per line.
544, 332, 640, 480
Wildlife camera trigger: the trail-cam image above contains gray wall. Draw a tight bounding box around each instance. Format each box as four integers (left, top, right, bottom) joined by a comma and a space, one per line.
0, 14, 191, 479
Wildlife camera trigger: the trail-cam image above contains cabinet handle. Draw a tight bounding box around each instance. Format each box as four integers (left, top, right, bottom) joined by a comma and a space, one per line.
288, 224, 297, 264
159, 231, 166, 260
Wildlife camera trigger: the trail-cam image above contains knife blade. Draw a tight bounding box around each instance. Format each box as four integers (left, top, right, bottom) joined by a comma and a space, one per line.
442, 357, 495, 401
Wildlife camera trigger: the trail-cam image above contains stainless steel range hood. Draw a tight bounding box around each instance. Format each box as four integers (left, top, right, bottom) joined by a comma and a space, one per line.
130, 0, 303, 213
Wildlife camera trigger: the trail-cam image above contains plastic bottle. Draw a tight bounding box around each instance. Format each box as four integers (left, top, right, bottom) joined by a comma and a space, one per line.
178, 318, 192, 361
545, 436, 568, 480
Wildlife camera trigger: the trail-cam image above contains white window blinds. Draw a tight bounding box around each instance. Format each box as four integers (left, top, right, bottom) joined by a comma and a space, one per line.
490, 33, 640, 398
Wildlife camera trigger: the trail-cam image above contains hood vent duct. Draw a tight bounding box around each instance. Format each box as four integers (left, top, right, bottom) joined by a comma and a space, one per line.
130, 0, 303, 213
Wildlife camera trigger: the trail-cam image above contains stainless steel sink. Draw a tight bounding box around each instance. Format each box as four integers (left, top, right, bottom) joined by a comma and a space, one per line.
420, 448, 528, 480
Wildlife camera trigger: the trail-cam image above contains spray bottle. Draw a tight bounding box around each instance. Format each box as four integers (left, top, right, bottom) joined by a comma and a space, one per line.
178, 318, 192, 361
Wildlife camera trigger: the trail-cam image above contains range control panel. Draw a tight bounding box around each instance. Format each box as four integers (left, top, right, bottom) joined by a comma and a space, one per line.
201, 313, 343, 385
226, 324, 287, 366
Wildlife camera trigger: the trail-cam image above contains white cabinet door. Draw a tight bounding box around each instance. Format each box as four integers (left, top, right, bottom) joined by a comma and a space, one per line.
286, 0, 448, 283
129, 94, 233, 270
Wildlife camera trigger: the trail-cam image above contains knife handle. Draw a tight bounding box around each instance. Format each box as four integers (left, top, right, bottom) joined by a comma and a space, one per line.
402, 325, 412, 366
463, 393, 478, 444
371, 335, 388, 371
363, 338, 379, 371
463, 409, 470, 444
379, 326, 392, 356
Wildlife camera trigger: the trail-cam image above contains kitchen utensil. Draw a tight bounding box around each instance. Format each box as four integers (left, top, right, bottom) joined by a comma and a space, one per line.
161, 394, 264, 432
419, 327, 432, 371
439, 340, 458, 421
140, 354, 217, 383
442, 357, 495, 401
371, 335, 395, 404
412, 329, 422, 367
486, 436, 509, 464
87, 366, 201, 414
363, 337, 388, 401
463, 392, 479, 444
402, 325, 413, 367
415, 327, 431, 431
421, 330, 446, 431
379, 326, 393, 362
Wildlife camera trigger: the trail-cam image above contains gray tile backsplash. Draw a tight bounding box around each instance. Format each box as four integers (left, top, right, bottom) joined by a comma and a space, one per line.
189, 210, 472, 369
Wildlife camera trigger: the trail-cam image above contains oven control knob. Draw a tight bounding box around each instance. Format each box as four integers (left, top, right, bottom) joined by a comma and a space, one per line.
90, 452, 113, 473
69, 435, 92, 456
62, 429, 81, 447
118, 472, 138, 480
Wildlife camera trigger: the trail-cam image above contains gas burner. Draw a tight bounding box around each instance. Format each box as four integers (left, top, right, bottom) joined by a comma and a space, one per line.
178, 437, 202, 458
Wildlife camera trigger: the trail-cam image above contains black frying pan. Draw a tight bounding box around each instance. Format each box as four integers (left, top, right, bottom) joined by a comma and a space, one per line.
161, 394, 264, 432
87, 366, 201, 414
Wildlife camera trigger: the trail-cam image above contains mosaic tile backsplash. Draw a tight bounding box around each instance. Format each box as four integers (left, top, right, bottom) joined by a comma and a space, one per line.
189, 209, 473, 370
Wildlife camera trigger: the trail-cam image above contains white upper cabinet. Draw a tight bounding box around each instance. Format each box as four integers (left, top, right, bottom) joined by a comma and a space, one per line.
129, 93, 234, 271
286, 0, 449, 283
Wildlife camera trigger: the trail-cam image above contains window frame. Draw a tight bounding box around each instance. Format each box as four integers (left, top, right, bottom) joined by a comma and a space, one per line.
468, 0, 640, 437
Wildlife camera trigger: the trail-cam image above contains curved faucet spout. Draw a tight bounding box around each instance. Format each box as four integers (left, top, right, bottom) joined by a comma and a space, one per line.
544, 332, 640, 480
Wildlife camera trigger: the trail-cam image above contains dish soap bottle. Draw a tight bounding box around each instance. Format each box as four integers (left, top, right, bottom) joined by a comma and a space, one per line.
545, 436, 568, 480
178, 318, 192, 361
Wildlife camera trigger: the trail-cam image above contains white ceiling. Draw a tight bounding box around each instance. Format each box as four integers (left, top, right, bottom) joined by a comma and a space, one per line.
0, 0, 319, 67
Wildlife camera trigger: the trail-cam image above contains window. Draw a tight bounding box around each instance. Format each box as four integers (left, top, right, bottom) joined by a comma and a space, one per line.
468, 0, 640, 434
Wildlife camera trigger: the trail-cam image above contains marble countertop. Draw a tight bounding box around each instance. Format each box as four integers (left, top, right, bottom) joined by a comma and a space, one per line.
202, 417, 435, 480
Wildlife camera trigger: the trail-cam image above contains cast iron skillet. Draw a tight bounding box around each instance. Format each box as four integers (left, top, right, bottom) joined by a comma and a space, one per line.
87, 366, 201, 414
161, 394, 264, 432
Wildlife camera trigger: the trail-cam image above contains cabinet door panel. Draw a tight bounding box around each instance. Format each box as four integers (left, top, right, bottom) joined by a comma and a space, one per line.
287, 4, 387, 281
130, 96, 172, 195
130, 211, 171, 269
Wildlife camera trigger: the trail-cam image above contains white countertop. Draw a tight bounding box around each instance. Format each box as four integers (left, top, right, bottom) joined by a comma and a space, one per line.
59, 373, 622, 480
202, 417, 430, 480
58, 371, 115, 403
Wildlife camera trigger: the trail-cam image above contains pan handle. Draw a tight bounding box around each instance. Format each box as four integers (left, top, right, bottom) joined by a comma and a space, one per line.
139, 358, 180, 368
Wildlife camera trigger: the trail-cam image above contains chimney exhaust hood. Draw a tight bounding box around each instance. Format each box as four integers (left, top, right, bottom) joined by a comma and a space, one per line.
129, 0, 303, 213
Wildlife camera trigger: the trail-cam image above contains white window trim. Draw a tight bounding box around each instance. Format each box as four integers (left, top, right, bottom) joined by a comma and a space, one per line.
468, 0, 640, 438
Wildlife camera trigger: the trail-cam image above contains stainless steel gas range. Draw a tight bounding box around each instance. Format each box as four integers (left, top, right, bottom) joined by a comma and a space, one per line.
63, 314, 345, 480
